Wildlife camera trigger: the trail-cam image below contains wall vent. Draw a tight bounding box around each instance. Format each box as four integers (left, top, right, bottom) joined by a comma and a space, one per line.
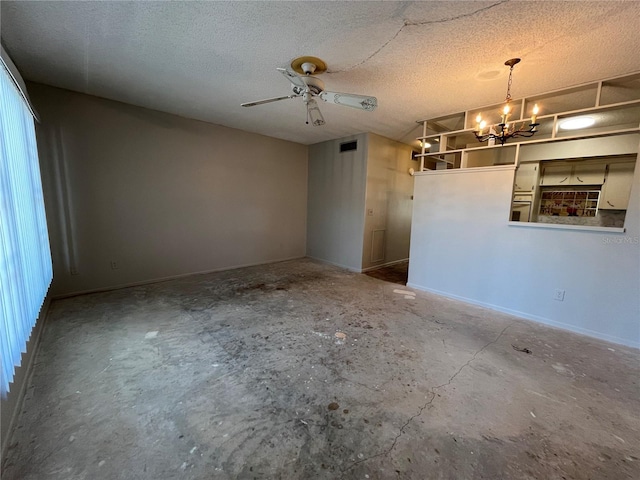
340, 140, 358, 153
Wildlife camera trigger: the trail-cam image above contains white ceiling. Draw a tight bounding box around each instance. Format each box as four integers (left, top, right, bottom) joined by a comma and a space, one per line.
2, 1, 639, 146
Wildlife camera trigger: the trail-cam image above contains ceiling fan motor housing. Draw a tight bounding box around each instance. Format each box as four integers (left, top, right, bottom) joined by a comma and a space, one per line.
292, 75, 325, 96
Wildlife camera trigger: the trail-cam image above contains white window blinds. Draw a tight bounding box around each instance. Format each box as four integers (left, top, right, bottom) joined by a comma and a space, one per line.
0, 56, 53, 397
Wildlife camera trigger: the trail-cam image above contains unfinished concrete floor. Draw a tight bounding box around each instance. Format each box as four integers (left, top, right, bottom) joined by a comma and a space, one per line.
364, 261, 409, 286
2, 259, 639, 480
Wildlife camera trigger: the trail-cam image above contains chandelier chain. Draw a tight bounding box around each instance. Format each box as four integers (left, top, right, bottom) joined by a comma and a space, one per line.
474, 58, 538, 145
505, 65, 514, 102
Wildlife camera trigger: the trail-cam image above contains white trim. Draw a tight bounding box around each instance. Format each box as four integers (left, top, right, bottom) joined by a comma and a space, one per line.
305, 255, 362, 273
414, 165, 516, 176
407, 282, 639, 349
508, 221, 626, 233
415, 128, 640, 159
361, 257, 409, 272
308, 256, 410, 274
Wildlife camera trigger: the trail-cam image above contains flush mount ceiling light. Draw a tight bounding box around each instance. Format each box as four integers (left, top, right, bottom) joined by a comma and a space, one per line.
474, 58, 540, 145
559, 116, 595, 130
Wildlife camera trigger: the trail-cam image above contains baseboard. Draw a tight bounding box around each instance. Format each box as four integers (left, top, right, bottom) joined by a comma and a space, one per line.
1, 295, 51, 462
304, 256, 362, 273
407, 282, 640, 349
361, 258, 409, 273
52, 255, 307, 299
307, 256, 409, 274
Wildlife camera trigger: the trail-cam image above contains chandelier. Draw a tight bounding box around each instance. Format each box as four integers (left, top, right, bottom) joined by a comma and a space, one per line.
474, 58, 539, 145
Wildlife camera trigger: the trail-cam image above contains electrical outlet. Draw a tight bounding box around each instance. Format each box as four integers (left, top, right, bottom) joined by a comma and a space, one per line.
553, 289, 565, 301
110, 261, 118, 270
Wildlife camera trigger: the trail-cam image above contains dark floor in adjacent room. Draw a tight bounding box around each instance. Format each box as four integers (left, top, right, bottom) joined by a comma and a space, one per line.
2, 259, 639, 480
364, 261, 409, 285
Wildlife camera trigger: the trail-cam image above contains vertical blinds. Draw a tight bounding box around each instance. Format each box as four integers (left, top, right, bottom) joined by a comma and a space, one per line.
0, 61, 52, 397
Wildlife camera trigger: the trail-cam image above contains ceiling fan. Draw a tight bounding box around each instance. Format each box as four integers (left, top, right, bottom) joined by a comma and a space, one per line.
241, 56, 378, 126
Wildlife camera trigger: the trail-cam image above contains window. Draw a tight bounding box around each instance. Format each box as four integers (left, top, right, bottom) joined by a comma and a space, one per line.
0, 56, 52, 397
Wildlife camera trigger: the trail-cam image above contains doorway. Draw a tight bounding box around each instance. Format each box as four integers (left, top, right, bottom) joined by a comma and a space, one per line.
364, 260, 409, 285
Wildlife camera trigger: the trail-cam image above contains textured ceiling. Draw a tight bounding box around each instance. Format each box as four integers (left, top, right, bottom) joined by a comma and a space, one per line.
2, 1, 639, 146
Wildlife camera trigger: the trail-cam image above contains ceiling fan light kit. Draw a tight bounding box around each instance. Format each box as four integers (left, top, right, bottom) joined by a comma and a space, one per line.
241, 56, 378, 126
474, 58, 540, 145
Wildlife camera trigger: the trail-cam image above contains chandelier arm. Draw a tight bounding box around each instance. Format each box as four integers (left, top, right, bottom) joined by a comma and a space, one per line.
474, 58, 539, 145
474, 122, 539, 145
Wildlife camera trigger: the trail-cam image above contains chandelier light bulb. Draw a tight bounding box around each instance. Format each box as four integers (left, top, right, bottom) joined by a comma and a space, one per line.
531, 103, 539, 124
501, 104, 511, 124
474, 58, 539, 145
477, 120, 486, 135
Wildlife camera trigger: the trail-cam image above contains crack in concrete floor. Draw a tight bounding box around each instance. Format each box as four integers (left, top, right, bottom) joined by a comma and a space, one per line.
339, 323, 515, 476
3, 259, 639, 479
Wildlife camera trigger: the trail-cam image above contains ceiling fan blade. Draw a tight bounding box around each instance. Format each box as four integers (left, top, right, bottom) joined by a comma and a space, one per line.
320, 91, 378, 111
277, 67, 306, 89
241, 95, 296, 107
307, 98, 325, 126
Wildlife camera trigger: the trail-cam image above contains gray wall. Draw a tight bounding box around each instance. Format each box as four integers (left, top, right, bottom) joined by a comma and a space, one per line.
362, 133, 414, 270
306, 134, 368, 271
29, 83, 308, 296
408, 144, 640, 347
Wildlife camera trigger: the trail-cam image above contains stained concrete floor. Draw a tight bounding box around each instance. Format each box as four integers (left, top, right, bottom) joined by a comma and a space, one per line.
364, 261, 409, 286
2, 259, 639, 480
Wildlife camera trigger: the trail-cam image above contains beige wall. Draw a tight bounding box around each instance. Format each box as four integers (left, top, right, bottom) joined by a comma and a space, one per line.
362, 133, 414, 270
28, 83, 308, 296
307, 132, 414, 272
306, 134, 368, 271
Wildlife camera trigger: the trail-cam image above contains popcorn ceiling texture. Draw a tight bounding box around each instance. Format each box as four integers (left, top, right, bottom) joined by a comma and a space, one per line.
1, 1, 639, 145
